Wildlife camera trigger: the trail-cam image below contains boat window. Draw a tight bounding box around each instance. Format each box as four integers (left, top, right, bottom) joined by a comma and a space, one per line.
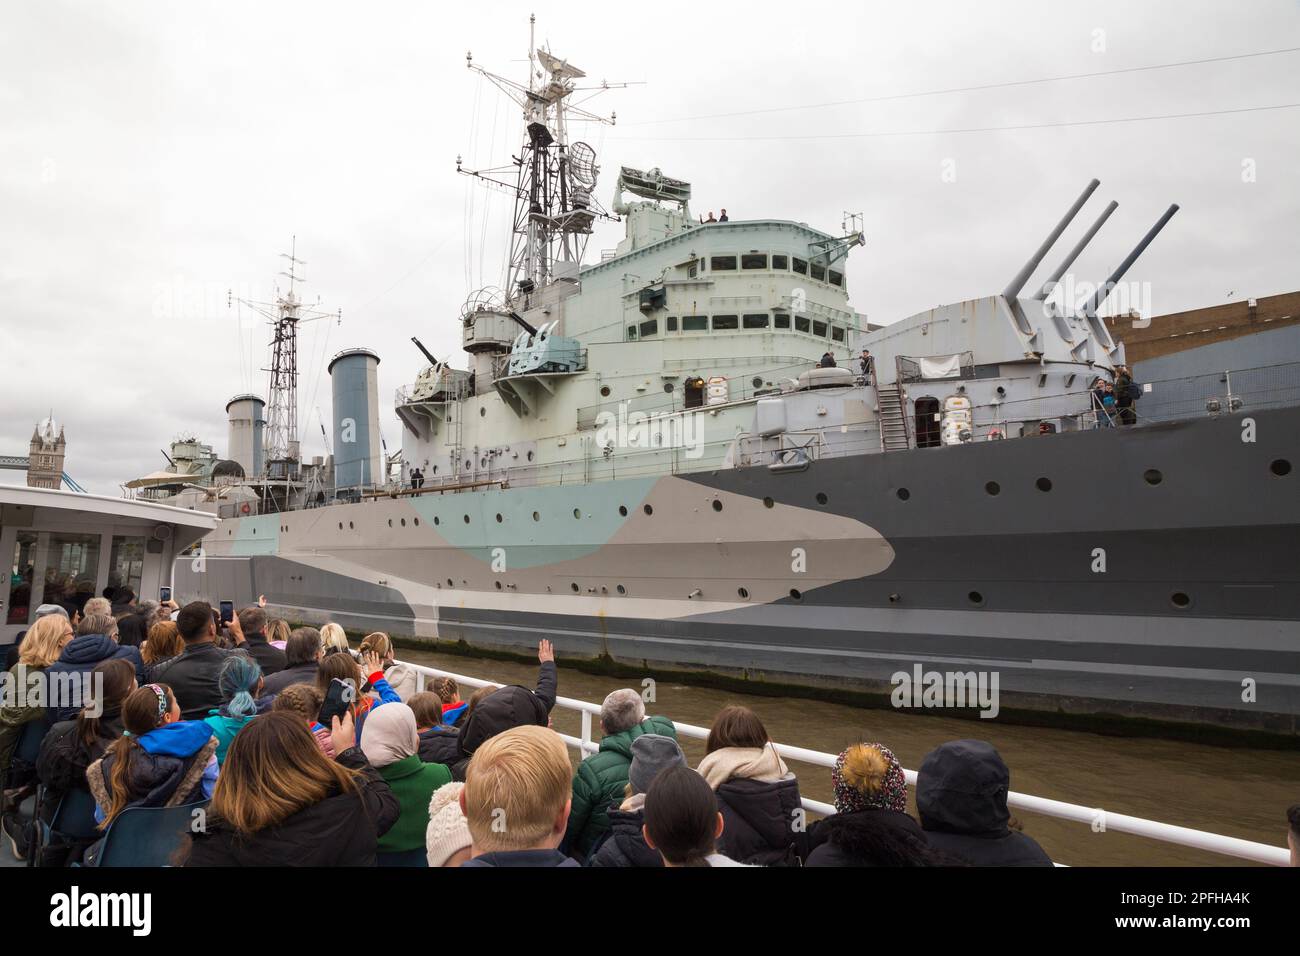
810, 262, 826, 281
710, 255, 737, 271
792, 257, 808, 275
682, 314, 708, 332
743, 313, 769, 329
829, 269, 844, 287
6, 531, 38, 625
831, 325, 845, 342
640, 319, 658, 338
741, 253, 767, 270
666, 316, 678, 332
712, 314, 739, 331
773, 312, 791, 329
772, 254, 788, 270
795, 316, 811, 333
813, 320, 828, 337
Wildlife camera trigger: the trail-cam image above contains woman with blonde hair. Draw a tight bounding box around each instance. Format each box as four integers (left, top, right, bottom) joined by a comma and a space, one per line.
1, 614, 75, 777
358, 631, 417, 700
267, 618, 291, 651
320, 622, 352, 658
141, 620, 184, 667
184, 710, 399, 866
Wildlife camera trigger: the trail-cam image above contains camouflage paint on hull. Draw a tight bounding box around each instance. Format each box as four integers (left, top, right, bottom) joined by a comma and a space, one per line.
178, 406, 1300, 731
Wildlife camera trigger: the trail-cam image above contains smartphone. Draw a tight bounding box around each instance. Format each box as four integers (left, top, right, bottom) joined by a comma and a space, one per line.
318, 678, 353, 728
159, 586, 172, 603
219, 600, 234, 624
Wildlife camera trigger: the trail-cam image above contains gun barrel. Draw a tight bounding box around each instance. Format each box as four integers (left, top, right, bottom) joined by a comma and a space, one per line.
1002, 178, 1100, 301
1084, 203, 1180, 316
509, 311, 539, 337
1035, 200, 1119, 300
411, 336, 440, 369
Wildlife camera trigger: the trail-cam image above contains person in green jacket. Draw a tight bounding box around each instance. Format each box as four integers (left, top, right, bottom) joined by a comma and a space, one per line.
563, 688, 676, 860
203, 655, 267, 765
360, 702, 451, 865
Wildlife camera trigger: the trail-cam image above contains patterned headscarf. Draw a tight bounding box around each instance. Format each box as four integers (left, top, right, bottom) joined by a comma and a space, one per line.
831, 742, 907, 814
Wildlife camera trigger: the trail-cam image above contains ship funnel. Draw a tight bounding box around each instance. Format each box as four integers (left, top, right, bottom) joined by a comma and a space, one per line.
328, 347, 383, 492
1083, 203, 1179, 317
1035, 200, 1119, 301
225, 394, 265, 479
1002, 178, 1100, 301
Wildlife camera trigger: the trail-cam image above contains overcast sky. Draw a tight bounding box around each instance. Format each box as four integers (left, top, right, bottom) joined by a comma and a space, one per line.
1, 0, 1297, 495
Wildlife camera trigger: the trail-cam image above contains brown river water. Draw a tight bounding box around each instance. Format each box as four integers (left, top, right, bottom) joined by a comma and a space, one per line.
396, 646, 1298, 867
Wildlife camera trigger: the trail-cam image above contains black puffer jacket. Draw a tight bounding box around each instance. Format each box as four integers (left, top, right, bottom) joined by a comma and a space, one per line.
184, 748, 400, 866
36, 712, 125, 800
417, 726, 460, 766
916, 739, 1054, 867
588, 802, 661, 868
715, 776, 809, 866
448, 662, 557, 781
148, 642, 252, 720
805, 808, 945, 866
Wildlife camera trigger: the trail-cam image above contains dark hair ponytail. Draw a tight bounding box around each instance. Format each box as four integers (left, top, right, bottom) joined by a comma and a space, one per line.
100, 683, 175, 829
78, 658, 135, 747
643, 765, 719, 867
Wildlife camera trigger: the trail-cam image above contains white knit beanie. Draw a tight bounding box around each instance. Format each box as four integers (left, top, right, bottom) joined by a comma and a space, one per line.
426, 782, 472, 867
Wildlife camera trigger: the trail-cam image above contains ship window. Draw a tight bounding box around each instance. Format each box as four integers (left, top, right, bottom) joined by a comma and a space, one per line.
795, 315, 811, 333
772, 254, 788, 270
831, 326, 845, 342
639, 319, 658, 338
741, 253, 767, 270
810, 262, 827, 281
682, 315, 708, 332
710, 255, 737, 271
666, 316, 678, 332
712, 314, 738, 331
829, 269, 844, 287
773, 312, 791, 329
688, 264, 698, 279
813, 320, 828, 337
792, 257, 808, 275
743, 314, 769, 329
626, 324, 638, 341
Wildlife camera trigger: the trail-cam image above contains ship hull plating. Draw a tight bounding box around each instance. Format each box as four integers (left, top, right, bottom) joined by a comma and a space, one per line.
179, 407, 1300, 732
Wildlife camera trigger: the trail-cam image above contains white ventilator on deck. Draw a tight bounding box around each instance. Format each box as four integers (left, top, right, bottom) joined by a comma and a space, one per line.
402, 659, 1291, 868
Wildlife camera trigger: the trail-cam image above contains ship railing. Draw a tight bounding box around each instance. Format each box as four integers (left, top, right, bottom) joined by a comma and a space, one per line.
402, 660, 1288, 867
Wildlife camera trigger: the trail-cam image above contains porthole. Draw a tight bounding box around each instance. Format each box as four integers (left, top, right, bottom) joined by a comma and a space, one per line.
494, 581, 502, 590
527, 451, 535, 462
616, 584, 627, 595
1143, 469, 1163, 486
532, 511, 540, 521
1036, 477, 1053, 492
815, 492, 828, 505
712, 500, 723, 512
480, 407, 486, 417
387, 519, 392, 527
643, 504, 653, 516
618, 505, 628, 516
413, 518, 420, 527
400, 518, 406, 527
463, 515, 470, 524
573, 508, 581, 519
447, 578, 454, 587
600, 385, 611, 397
738, 587, 750, 599
789, 588, 803, 602
465, 460, 472, 470
495, 513, 503, 523
1271, 459, 1292, 477
480, 458, 487, 468
663, 383, 673, 393
337, 522, 343, 530
348, 522, 354, 530
433, 516, 440, 525
896, 488, 910, 501
985, 481, 1000, 496
570, 582, 580, 593
1171, 591, 1191, 609
968, 590, 985, 607
752, 376, 763, 388
763, 496, 774, 509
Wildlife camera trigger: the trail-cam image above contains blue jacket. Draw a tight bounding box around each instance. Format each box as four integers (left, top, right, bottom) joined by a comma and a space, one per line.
44, 634, 146, 724
88, 720, 218, 824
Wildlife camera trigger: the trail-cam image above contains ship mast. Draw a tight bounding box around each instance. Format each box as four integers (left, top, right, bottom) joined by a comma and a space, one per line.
458, 15, 630, 306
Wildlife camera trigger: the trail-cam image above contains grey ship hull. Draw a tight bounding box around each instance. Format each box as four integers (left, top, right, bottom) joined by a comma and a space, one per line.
181, 406, 1300, 733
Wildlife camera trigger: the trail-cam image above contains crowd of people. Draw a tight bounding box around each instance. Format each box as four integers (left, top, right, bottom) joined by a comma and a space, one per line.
2, 596, 1296, 867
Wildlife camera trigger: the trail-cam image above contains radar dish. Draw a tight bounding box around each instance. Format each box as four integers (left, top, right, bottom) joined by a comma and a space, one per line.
460, 286, 506, 321
537, 50, 586, 80
569, 142, 599, 188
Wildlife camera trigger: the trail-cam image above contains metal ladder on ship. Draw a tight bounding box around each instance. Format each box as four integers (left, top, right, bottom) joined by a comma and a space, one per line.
876, 383, 912, 452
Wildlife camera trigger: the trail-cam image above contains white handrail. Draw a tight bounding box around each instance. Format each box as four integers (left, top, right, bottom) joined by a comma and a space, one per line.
403, 660, 1289, 866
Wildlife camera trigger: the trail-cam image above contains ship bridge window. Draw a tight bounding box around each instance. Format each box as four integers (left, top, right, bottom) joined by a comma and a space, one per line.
626, 324, 638, 341
712, 314, 739, 331
831, 326, 845, 342
774, 312, 791, 329
792, 257, 808, 275
829, 269, 844, 287
741, 253, 767, 270
640, 319, 659, 338
813, 320, 828, 337
688, 263, 698, 279
795, 315, 811, 333
810, 262, 827, 281
666, 316, 678, 332
710, 255, 737, 271
682, 314, 707, 332
743, 314, 770, 329
772, 254, 788, 270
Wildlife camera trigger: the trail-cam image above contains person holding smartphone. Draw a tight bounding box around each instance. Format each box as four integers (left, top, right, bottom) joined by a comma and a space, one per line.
148, 601, 251, 720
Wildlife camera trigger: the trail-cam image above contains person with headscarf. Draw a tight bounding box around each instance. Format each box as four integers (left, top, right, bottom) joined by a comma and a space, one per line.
805, 742, 943, 866
360, 702, 452, 866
